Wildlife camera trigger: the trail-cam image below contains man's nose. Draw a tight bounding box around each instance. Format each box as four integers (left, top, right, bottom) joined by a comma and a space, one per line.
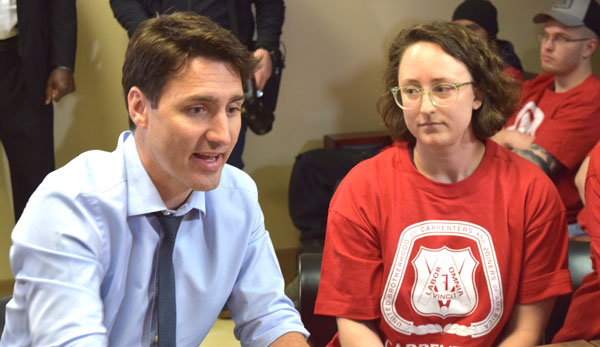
206, 111, 231, 145
541, 37, 555, 51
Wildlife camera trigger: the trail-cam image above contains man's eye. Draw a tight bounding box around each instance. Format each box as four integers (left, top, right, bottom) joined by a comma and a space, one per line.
188, 106, 207, 115
227, 105, 242, 115
554, 36, 568, 43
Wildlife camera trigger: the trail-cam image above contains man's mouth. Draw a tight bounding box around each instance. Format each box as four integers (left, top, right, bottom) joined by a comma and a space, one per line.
195, 153, 221, 162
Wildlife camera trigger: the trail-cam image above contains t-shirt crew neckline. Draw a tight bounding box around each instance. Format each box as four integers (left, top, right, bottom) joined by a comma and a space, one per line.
396, 139, 497, 199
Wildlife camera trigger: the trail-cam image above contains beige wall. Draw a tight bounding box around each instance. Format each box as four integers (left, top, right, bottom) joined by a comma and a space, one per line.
1, 0, 599, 281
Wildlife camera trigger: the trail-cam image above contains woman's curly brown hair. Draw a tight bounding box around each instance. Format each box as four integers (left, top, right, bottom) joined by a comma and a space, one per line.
377, 21, 520, 144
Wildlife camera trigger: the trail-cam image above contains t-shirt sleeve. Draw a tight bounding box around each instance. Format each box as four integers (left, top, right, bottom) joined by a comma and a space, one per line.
533, 96, 600, 170
518, 176, 572, 304
314, 170, 384, 320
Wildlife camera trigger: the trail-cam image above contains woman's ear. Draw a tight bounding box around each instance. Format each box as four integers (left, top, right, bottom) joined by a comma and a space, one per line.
472, 90, 483, 110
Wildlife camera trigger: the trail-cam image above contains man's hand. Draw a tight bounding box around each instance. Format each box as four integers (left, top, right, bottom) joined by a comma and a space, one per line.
268, 332, 309, 347
45, 67, 75, 104
253, 48, 273, 91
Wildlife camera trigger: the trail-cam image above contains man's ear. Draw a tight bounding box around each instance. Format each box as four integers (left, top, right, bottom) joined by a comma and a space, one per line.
583, 38, 598, 59
127, 87, 151, 129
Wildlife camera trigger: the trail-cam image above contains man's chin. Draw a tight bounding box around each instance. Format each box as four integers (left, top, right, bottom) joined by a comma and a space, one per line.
540, 62, 559, 75
191, 173, 222, 192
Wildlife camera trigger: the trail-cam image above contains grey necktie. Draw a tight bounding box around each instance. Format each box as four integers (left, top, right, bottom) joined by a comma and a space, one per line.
155, 212, 184, 347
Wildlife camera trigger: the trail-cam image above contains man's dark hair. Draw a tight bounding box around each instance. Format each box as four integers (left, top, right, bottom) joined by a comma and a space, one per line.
377, 21, 520, 144
122, 12, 259, 129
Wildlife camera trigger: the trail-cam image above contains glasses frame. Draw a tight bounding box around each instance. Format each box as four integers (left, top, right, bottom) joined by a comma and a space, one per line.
538, 32, 595, 45
391, 82, 473, 110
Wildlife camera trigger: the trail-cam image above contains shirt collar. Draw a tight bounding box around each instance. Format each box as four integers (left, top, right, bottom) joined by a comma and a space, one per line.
121, 131, 206, 217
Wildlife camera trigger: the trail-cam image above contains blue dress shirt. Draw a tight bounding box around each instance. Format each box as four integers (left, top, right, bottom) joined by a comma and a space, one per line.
0, 131, 308, 346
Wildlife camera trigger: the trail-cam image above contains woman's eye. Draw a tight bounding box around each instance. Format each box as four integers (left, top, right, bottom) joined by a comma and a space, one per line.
404, 87, 419, 95
433, 85, 452, 93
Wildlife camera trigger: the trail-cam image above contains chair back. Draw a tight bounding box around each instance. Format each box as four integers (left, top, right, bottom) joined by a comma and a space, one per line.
298, 253, 337, 347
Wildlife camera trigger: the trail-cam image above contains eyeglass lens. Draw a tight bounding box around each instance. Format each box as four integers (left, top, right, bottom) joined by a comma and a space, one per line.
394, 84, 459, 109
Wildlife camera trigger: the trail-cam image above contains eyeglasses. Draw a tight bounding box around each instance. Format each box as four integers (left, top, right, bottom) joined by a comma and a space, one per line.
538, 32, 594, 45
391, 82, 472, 110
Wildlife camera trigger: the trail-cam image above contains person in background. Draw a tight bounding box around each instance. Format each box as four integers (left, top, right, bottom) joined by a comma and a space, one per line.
0, 0, 77, 221
492, 0, 600, 238
315, 21, 571, 346
452, 0, 524, 81
110, 0, 285, 170
552, 141, 600, 342
0, 13, 308, 347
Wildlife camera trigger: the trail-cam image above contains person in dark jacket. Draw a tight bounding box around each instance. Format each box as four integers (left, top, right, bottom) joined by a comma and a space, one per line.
0, 0, 77, 221
452, 0, 524, 81
110, 0, 285, 169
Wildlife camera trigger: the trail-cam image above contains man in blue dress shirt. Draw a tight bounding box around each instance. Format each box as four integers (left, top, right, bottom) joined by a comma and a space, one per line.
0, 12, 308, 347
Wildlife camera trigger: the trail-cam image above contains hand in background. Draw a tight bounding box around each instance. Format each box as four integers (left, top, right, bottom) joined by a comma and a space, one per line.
45, 67, 75, 104
253, 48, 273, 91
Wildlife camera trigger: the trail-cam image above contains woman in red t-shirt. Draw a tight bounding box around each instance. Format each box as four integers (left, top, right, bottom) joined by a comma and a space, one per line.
315, 21, 571, 347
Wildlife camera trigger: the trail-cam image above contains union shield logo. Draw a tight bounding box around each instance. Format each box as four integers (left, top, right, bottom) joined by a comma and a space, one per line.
411, 246, 479, 318
506, 101, 545, 136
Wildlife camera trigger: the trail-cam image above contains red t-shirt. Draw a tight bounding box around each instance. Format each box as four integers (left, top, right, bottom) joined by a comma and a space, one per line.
553, 141, 600, 342
315, 140, 572, 347
504, 73, 600, 224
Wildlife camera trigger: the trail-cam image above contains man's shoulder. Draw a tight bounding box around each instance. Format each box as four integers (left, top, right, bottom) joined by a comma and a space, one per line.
41, 147, 126, 198
522, 73, 554, 91
491, 141, 558, 189
582, 74, 600, 88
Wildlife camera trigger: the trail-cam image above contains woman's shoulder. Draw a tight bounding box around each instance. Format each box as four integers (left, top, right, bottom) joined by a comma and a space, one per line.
347, 142, 409, 175
489, 140, 558, 191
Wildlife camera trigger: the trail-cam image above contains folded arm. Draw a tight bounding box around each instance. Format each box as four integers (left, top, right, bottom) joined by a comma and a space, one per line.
493, 130, 564, 179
